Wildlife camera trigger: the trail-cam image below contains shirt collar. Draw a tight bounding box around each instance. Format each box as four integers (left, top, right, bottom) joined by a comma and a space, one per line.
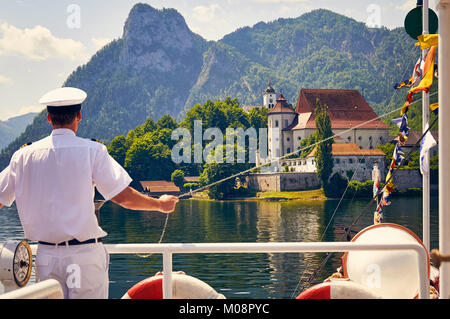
51, 128, 76, 136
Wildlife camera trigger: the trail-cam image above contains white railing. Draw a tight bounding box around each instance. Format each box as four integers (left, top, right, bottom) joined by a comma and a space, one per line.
28, 242, 429, 299
0, 279, 63, 299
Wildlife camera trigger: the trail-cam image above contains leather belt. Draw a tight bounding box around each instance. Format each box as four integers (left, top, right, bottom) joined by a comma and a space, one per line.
38, 238, 102, 246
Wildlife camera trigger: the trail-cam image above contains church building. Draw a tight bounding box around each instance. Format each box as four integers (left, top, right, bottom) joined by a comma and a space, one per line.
266, 88, 391, 159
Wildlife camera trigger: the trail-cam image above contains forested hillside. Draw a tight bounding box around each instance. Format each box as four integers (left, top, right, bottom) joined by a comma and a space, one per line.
0, 4, 422, 169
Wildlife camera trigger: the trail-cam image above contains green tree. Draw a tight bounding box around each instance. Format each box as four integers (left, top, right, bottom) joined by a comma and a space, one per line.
171, 169, 185, 188
314, 98, 334, 197
124, 133, 174, 181
107, 135, 127, 166
199, 144, 250, 200
376, 142, 396, 170
157, 114, 178, 130
298, 131, 318, 158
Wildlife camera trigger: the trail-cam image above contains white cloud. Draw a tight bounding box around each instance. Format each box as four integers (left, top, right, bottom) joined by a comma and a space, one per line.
192, 4, 221, 23
17, 105, 45, 116
395, 0, 438, 11
91, 37, 112, 51
395, 0, 416, 11
0, 74, 13, 85
0, 23, 88, 61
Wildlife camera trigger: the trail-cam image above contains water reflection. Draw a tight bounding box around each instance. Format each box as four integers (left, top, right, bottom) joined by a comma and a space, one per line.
0, 196, 439, 299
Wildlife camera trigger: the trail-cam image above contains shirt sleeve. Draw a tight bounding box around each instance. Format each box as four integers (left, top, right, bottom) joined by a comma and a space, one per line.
0, 163, 16, 207
92, 145, 132, 201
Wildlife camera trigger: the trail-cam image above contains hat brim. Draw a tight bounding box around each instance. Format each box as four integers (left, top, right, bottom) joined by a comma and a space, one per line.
47, 104, 81, 114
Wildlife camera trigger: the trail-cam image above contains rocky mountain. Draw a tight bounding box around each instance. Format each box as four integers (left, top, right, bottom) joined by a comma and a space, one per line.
0, 3, 419, 169
0, 112, 38, 151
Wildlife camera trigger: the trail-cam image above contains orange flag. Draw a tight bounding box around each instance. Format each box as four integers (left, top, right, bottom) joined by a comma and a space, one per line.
409, 45, 437, 94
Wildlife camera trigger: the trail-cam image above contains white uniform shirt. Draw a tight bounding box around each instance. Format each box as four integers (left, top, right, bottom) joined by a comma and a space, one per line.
0, 128, 132, 243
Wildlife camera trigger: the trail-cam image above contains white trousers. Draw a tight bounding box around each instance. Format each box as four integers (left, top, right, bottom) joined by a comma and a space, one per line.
35, 242, 109, 299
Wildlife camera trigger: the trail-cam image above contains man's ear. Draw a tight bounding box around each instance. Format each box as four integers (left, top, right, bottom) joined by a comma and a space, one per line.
46, 112, 52, 124
76, 111, 82, 122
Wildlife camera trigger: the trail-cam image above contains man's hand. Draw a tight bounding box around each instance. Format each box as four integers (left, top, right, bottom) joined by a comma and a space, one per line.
111, 187, 179, 213
0, 203, 2, 209
158, 195, 179, 214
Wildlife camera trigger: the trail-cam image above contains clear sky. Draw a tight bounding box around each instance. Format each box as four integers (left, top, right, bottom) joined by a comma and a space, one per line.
0, 0, 439, 120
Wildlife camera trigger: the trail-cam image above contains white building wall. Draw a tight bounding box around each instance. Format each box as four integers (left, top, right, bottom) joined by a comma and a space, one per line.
279, 155, 385, 182
268, 113, 297, 158
332, 128, 390, 149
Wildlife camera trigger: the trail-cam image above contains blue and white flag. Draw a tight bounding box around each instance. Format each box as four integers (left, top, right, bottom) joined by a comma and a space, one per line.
420, 131, 437, 175
392, 114, 409, 137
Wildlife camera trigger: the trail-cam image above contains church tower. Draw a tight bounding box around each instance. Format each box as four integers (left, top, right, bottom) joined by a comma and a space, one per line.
263, 78, 276, 109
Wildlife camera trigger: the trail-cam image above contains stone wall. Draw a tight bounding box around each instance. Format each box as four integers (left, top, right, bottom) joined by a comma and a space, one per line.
392, 169, 423, 190
248, 172, 320, 192
248, 169, 427, 192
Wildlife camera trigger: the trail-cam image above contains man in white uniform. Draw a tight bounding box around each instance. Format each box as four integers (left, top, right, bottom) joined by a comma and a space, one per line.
0, 87, 179, 299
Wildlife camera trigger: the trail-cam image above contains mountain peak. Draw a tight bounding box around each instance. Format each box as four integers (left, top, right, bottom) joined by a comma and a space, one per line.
123, 3, 194, 50
120, 3, 206, 72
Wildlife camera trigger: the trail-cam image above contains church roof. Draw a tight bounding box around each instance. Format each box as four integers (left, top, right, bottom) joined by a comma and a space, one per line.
268, 93, 296, 114
264, 79, 275, 94
264, 85, 275, 94
295, 89, 390, 130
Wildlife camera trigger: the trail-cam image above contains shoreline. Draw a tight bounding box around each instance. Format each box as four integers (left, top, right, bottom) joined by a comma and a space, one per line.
187, 187, 428, 202
189, 188, 328, 202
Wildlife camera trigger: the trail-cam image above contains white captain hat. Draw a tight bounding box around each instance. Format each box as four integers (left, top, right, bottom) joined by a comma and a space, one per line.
39, 87, 87, 114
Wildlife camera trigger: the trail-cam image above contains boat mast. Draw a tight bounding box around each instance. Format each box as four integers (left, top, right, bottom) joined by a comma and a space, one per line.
422, 0, 431, 253
437, 0, 450, 299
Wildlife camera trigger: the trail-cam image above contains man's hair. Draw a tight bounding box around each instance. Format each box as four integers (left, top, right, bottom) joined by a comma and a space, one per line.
48, 111, 79, 126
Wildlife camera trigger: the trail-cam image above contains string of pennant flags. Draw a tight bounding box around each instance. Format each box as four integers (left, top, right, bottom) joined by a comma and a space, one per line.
374, 34, 439, 224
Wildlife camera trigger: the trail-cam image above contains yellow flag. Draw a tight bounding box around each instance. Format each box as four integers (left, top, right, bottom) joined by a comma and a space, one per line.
415, 34, 439, 50
409, 45, 437, 94
430, 103, 439, 111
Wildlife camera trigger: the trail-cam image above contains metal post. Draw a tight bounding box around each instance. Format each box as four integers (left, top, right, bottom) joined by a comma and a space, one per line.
438, 0, 450, 299
422, 0, 431, 253
163, 251, 173, 299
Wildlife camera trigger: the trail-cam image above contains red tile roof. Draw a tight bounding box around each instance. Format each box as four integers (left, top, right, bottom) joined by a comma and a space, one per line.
400, 131, 439, 147
140, 181, 180, 193
307, 143, 385, 157
268, 93, 296, 114
295, 89, 390, 130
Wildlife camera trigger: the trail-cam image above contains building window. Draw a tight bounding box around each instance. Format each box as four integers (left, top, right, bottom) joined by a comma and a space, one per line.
284, 119, 288, 128
358, 158, 366, 164
349, 158, 353, 164
358, 136, 362, 141
347, 136, 351, 142
298, 136, 302, 141
275, 120, 279, 127
287, 148, 291, 154
287, 137, 290, 142
335, 158, 340, 164
369, 136, 372, 141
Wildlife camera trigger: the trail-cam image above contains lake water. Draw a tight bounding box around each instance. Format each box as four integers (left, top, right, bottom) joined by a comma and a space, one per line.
0, 196, 439, 299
